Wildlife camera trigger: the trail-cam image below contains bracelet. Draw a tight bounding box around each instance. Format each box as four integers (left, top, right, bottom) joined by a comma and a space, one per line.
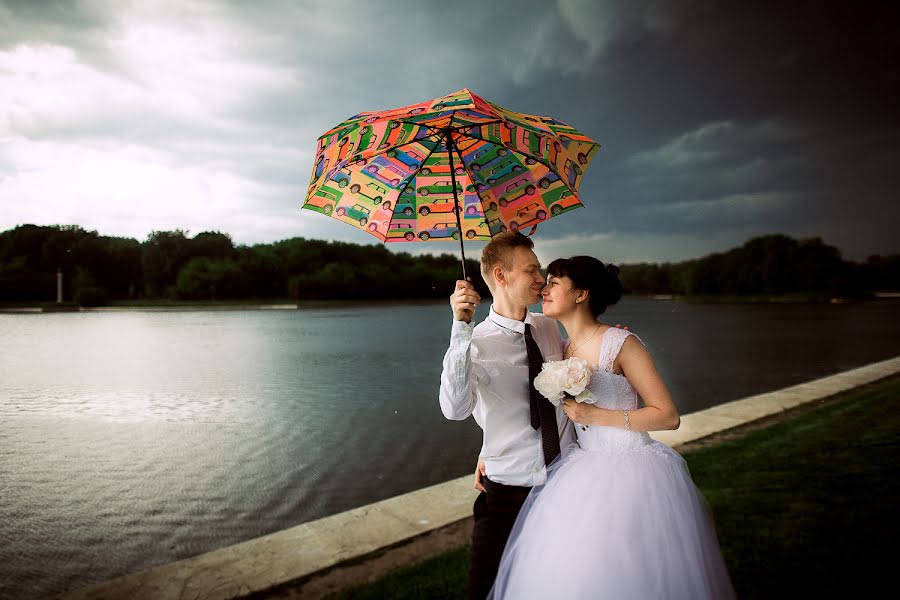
623, 410, 631, 431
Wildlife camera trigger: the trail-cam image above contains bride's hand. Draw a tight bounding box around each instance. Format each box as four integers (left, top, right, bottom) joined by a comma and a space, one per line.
562, 398, 597, 425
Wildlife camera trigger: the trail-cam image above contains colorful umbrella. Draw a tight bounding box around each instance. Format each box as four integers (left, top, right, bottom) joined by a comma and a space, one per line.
303, 89, 600, 278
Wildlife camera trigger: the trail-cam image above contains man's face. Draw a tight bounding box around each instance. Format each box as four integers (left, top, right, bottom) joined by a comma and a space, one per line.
503, 247, 545, 306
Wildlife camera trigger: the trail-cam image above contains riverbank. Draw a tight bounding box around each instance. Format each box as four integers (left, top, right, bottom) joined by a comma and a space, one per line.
0, 298, 453, 313
53, 355, 900, 600
6, 292, 896, 314
331, 371, 900, 599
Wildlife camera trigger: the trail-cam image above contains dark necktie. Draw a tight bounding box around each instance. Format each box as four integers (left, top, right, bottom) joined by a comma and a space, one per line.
524, 324, 561, 466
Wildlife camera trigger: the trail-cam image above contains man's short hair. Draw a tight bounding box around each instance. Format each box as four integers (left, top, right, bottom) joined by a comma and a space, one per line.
480, 231, 535, 290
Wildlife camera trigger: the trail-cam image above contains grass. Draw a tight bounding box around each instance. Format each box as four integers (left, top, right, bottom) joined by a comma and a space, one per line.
330, 375, 900, 599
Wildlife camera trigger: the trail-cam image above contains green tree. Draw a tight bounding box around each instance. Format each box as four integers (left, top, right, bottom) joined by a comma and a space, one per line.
176, 258, 245, 300
142, 230, 189, 297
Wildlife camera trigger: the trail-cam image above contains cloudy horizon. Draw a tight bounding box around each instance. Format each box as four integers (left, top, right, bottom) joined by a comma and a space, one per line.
1, 0, 898, 266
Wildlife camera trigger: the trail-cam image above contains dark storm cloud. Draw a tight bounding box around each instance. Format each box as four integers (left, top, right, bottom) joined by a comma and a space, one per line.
0, 0, 897, 259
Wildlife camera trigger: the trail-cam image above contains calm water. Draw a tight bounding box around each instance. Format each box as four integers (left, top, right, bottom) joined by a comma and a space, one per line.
2, 298, 899, 598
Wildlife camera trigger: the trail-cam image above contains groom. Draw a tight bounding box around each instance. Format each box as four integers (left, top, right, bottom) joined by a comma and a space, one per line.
439, 231, 575, 600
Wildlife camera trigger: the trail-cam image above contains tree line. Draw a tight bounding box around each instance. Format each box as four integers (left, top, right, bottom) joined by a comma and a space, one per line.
0, 225, 897, 305
0, 225, 486, 305
617, 234, 899, 298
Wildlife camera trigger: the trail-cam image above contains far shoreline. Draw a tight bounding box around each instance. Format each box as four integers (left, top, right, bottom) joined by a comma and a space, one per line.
2, 293, 897, 314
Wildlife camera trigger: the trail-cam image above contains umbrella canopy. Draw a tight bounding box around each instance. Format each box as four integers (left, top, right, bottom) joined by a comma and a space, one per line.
303, 89, 600, 275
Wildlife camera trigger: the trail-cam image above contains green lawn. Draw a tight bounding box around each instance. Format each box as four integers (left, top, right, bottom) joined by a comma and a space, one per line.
332, 375, 900, 599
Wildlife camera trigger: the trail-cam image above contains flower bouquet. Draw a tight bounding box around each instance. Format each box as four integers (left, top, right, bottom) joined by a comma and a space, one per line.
533, 357, 595, 406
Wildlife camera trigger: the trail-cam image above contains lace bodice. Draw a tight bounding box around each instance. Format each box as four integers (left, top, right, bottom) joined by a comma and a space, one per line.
586, 327, 641, 411
572, 327, 651, 452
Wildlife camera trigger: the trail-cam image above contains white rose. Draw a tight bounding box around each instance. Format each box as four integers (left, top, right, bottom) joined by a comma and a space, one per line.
534, 361, 567, 405
562, 357, 591, 397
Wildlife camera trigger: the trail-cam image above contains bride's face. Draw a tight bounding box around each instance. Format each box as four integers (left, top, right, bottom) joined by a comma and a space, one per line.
541, 274, 581, 318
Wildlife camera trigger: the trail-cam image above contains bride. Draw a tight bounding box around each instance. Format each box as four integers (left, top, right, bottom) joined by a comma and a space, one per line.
489, 256, 735, 600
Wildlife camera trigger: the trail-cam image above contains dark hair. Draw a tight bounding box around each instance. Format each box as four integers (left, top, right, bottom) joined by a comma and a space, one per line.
546, 255, 622, 317
480, 231, 534, 288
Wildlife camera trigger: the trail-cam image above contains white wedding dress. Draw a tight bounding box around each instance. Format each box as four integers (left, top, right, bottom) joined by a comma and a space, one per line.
489, 328, 735, 599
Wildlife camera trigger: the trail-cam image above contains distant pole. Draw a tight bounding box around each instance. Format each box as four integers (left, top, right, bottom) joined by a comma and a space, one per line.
57, 268, 63, 303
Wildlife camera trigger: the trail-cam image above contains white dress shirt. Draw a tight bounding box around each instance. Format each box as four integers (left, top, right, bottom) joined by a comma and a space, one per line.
439, 306, 576, 487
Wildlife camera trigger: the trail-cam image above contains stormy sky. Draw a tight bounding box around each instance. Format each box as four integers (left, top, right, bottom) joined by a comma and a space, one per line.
1, 0, 898, 265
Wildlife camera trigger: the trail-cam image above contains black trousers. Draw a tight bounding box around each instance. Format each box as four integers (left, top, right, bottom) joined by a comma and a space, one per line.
468, 476, 531, 600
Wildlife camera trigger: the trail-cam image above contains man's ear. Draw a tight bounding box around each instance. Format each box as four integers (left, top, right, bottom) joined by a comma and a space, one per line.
577, 290, 589, 304
492, 265, 505, 287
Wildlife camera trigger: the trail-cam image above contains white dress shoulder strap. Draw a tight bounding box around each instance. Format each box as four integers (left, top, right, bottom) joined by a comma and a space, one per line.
598, 327, 636, 373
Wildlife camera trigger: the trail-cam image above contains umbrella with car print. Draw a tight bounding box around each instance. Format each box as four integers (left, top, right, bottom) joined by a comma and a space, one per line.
303, 89, 600, 278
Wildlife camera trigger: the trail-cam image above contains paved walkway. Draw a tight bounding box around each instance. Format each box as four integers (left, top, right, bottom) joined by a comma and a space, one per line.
56, 355, 900, 600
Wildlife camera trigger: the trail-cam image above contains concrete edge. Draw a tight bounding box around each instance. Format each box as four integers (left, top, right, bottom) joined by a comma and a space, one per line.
57, 355, 900, 600
649, 355, 900, 447
56, 476, 479, 600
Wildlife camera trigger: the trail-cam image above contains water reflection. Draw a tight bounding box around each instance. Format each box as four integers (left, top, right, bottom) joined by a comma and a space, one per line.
0, 299, 898, 598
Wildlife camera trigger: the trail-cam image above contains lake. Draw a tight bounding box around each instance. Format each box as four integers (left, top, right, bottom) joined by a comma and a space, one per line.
1, 297, 899, 598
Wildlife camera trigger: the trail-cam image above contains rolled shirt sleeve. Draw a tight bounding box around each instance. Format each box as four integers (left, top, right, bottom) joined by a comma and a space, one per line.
439, 319, 479, 420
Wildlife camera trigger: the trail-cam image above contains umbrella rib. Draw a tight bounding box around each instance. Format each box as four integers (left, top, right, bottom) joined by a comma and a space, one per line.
395, 132, 446, 196
450, 142, 492, 231
450, 129, 578, 196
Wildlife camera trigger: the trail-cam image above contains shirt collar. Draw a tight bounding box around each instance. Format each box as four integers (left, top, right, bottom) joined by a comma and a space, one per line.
488, 305, 534, 334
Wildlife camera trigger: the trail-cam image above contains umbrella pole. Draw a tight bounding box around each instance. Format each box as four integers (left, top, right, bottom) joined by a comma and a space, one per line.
446, 132, 468, 280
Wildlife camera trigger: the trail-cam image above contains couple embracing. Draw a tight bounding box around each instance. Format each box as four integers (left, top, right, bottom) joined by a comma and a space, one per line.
439, 232, 735, 600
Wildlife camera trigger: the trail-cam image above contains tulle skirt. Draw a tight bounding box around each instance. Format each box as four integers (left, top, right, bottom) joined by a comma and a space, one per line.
489, 431, 735, 600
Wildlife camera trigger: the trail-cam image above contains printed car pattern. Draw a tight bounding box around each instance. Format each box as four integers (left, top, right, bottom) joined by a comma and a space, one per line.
304, 88, 599, 242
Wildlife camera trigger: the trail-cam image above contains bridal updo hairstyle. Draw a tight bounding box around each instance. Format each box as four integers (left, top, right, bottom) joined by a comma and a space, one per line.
547, 255, 623, 317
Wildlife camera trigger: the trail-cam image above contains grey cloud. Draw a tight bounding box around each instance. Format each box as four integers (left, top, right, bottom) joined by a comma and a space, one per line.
1, 0, 898, 261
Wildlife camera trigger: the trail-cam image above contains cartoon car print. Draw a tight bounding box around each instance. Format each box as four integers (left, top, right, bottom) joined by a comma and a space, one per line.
386, 148, 424, 171
335, 203, 371, 226
482, 157, 524, 185
379, 219, 416, 241
361, 104, 424, 125
388, 224, 416, 241
418, 198, 462, 216
314, 154, 330, 180
432, 97, 472, 111
355, 125, 379, 153
537, 170, 560, 189
306, 185, 341, 214
418, 222, 460, 241
464, 193, 484, 216
485, 217, 507, 235
349, 182, 392, 210
545, 189, 580, 215
363, 156, 409, 187
507, 202, 548, 231
336, 136, 355, 162
380, 122, 418, 148
367, 219, 390, 233
563, 158, 583, 187
329, 166, 354, 188
420, 154, 466, 176
492, 177, 537, 209
417, 180, 463, 196
467, 146, 508, 172
394, 198, 415, 217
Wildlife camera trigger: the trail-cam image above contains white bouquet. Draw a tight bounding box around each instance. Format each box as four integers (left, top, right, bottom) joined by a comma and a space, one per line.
533, 357, 594, 406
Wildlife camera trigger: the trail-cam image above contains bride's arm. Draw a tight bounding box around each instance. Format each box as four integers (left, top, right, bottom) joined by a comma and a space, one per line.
562, 337, 680, 431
